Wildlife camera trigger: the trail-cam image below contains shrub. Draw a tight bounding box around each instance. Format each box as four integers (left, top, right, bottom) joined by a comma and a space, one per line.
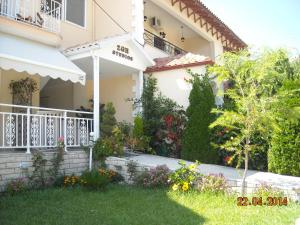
268, 79, 300, 176
253, 183, 284, 198
93, 127, 124, 160
101, 102, 117, 137
169, 161, 200, 192
127, 116, 153, 153
268, 121, 300, 176
80, 169, 110, 190
181, 73, 216, 163
195, 174, 228, 194
6, 178, 27, 195
98, 168, 124, 183
134, 165, 171, 188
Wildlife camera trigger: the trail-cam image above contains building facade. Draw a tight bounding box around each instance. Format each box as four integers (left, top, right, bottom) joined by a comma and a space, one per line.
0, 0, 245, 151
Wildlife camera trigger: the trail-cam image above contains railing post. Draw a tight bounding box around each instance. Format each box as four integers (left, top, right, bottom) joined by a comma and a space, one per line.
26, 107, 30, 154
63, 111, 68, 152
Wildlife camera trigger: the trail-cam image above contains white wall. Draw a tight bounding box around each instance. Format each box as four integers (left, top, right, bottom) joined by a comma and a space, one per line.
149, 65, 223, 109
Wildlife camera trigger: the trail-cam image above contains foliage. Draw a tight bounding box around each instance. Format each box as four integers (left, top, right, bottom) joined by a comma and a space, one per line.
64, 175, 82, 187
6, 178, 27, 195
29, 151, 48, 188
80, 169, 110, 190
268, 77, 300, 176
253, 183, 284, 199
98, 168, 124, 183
48, 137, 64, 179
134, 165, 171, 188
208, 49, 283, 195
181, 72, 216, 163
127, 116, 153, 153
155, 110, 186, 157
195, 174, 228, 194
142, 75, 159, 138
101, 102, 117, 137
141, 75, 185, 156
93, 127, 124, 160
169, 161, 200, 192
9, 77, 38, 106
117, 121, 132, 142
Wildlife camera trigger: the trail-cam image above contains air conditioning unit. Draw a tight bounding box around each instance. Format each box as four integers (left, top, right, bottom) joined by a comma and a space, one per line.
151, 17, 161, 30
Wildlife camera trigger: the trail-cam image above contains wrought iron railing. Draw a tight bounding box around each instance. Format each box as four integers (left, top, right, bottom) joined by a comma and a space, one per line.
144, 29, 187, 56
0, 103, 94, 153
0, 0, 62, 33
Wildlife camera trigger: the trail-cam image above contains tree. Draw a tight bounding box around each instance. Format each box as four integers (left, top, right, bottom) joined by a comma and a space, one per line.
101, 102, 117, 137
209, 50, 280, 195
181, 72, 216, 163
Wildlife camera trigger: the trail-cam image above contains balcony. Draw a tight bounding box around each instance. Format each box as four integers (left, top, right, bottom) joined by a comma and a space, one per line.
0, 0, 62, 33
144, 29, 187, 56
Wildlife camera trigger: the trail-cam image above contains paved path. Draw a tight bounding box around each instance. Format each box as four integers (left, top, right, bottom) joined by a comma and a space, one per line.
127, 154, 300, 193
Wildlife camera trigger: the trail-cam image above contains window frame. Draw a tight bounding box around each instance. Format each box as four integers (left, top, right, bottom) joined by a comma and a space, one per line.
64, 0, 87, 29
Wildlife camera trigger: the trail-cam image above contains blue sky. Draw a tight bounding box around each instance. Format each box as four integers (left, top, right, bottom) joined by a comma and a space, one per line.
201, 0, 300, 54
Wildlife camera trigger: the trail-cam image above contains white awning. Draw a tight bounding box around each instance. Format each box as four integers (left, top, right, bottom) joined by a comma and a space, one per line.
0, 32, 86, 85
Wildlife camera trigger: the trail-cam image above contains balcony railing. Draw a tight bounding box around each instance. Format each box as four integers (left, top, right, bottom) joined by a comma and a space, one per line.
0, 0, 62, 33
144, 29, 187, 56
0, 103, 94, 153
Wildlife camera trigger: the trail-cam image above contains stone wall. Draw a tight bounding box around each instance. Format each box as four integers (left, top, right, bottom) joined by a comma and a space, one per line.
0, 150, 89, 192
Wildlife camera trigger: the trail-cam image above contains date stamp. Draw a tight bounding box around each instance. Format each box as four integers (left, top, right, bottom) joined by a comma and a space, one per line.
237, 197, 288, 206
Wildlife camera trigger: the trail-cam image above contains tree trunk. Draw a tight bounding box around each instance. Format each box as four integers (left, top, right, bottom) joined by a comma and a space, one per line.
241, 147, 249, 196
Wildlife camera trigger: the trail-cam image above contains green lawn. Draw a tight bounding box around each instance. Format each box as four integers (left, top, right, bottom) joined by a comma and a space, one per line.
0, 185, 299, 225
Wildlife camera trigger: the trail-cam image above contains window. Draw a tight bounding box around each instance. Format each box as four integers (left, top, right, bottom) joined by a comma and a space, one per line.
65, 0, 86, 27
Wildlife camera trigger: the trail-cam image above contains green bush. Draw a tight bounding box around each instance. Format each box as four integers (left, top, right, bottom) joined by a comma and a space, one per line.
268, 78, 300, 176
268, 121, 300, 176
101, 102, 117, 137
6, 178, 27, 195
93, 127, 124, 160
80, 169, 110, 190
182, 74, 217, 163
169, 161, 200, 192
133, 116, 144, 138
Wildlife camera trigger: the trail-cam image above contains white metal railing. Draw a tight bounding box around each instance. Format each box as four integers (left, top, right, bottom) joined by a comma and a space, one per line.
0, 103, 94, 153
0, 0, 62, 33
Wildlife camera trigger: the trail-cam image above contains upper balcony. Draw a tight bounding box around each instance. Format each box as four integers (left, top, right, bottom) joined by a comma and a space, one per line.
0, 0, 62, 33
144, 29, 187, 57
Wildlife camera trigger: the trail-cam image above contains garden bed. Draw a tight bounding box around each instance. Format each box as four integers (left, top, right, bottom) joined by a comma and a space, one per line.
0, 185, 299, 225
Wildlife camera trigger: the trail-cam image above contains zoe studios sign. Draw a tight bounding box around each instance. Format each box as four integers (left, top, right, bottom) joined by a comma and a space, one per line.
112, 45, 133, 61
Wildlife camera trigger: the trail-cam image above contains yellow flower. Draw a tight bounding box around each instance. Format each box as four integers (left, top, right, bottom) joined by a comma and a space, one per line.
182, 182, 189, 191
189, 164, 197, 171
172, 184, 179, 191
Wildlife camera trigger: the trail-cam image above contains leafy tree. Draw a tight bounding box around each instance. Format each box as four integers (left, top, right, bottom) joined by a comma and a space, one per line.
181, 73, 216, 163
101, 102, 117, 137
209, 50, 279, 195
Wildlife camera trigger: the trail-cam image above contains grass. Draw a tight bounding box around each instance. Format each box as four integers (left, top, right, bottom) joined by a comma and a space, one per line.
0, 185, 299, 225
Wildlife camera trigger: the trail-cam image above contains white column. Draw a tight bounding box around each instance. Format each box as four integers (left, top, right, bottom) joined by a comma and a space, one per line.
136, 70, 143, 114
93, 55, 100, 141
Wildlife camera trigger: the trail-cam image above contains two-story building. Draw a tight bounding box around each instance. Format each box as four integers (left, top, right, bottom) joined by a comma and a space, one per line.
0, 0, 245, 151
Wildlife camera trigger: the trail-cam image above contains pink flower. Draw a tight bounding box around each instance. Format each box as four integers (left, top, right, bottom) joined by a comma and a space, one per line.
58, 136, 64, 142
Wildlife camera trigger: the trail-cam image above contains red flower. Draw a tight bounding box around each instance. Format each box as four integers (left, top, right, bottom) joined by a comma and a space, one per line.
167, 132, 176, 140
164, 114, 174, 128
224, 156, 232, 164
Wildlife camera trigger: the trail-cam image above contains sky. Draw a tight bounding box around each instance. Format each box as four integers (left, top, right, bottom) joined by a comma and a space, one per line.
201, 0, 300, 55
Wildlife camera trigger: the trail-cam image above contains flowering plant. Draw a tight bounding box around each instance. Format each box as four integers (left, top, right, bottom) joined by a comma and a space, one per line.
6, 178, 27, 195
58, 136, 65, 149
169, 160, 200, 192
195, 173, 228, 193
134, 165, 171, 188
